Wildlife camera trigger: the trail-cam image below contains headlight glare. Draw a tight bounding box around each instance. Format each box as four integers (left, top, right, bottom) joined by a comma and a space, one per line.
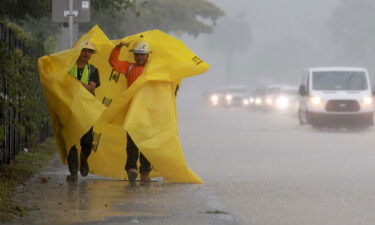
276, 96, 289, 108
211, 95, 219, 101
310, 96, 323, 105
266, 97, 273, 105
363, 96, 373, 105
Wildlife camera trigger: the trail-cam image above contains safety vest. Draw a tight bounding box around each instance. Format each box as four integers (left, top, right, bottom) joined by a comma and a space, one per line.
69, 64, 90, 84
126, 64, 134, 79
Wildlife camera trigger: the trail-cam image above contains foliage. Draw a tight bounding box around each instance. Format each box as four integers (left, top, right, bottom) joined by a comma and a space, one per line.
328, 0, 375, 63
0, 0, 51, 22
91, 0, 138, 12
0, 22, 49, 150
2, 0, 223, 38
207, 15, 252, 54
205, 15, 252, 83
0, 0, 139, 22
5, 0, 223, 48
3, 21, 37, 48
43, 35, 57, 54
81, 0, 224, 38
0, 138, 56, 222
20, 16, 59, 53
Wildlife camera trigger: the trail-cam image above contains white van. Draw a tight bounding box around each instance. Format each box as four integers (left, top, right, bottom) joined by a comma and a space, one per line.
298, 67, 374, 128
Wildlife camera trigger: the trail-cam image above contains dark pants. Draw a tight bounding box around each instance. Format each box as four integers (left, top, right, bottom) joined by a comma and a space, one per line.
125, 133, 151, 173
67, 127, 93, 174
80, 127, 93, 157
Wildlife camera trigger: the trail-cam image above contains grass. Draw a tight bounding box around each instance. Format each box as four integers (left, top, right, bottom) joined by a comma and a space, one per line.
0, 137, 56, 223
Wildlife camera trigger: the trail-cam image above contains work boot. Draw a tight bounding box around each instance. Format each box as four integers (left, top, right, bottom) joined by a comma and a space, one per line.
66, 174, 78, 182
140, 172, 151, 182
67, 146, 78, 182
127, 168, 138, 183
80, 148, 90, 177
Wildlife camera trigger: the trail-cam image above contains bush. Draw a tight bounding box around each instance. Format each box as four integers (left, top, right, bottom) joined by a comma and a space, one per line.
0, 21, 50, 163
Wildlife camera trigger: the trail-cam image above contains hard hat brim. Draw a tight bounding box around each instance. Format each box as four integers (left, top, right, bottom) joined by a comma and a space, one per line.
130, 49, 150, 54
83, 48, 97, 54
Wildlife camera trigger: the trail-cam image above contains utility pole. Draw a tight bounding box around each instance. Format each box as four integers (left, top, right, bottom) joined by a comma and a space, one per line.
52, 0, 91, 50
68, 0, 75, 47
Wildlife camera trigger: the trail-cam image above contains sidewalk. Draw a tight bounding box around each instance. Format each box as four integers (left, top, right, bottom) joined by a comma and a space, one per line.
4, 156, 238, 225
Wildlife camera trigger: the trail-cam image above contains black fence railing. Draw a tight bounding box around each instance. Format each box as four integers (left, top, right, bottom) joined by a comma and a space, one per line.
0, 22, 51, 165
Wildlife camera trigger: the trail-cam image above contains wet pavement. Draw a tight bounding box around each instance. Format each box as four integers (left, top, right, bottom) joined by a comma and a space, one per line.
5, 157, 238, 225
8, 98, 375, 225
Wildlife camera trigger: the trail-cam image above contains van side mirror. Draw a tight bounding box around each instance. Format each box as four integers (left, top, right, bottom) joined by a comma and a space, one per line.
299, 85, 307, 96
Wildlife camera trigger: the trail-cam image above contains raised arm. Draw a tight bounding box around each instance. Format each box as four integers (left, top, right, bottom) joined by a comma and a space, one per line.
108, 44, 131, 74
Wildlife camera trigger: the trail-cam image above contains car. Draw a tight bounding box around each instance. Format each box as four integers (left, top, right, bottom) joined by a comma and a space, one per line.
261, 85, 283, 112
223, 85, 250, 107
249, 87, 266, 111
273, 85, 299, 114
206, 87, 226, 107
298, 67, 374, 128
254, 84, 298, 113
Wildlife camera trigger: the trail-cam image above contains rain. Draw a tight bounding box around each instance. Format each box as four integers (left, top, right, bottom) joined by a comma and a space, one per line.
2, 0, 375, 225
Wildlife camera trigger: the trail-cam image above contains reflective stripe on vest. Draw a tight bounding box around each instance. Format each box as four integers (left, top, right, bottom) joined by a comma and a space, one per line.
126, 64, 134, 79
69, 64, 90, 84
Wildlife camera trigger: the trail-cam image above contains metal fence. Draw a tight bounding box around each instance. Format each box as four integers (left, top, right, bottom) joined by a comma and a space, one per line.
0, 23, 50, 165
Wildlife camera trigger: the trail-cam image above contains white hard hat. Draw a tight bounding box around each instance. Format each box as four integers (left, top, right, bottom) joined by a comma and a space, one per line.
130, 40, 150, 54
82, 41, 97, 53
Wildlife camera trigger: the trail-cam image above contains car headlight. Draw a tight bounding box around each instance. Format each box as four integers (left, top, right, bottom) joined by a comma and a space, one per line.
310, 96, 323, 105
266, 97, 273, 105
226, 94, 232, 101
211, 95, 219, 102
276, 96, 289, 108
243, 99, 249, 105
255, 98, 262, 105
363, 96, 373, 105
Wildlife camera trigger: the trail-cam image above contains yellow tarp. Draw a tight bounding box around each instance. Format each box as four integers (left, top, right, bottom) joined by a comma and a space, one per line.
38, 25, 208, 183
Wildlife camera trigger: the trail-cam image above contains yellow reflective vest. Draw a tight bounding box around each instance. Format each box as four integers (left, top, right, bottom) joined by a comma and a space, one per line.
69, 64, 90, 84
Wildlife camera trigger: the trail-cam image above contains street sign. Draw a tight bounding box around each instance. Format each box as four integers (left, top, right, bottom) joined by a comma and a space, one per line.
52, 0, 91, 23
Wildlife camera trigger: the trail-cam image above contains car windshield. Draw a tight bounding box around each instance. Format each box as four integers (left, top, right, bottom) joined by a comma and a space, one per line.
312, 71, 368, 91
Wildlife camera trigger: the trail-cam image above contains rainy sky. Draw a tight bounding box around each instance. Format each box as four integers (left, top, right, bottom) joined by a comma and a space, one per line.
181, 0, 344, 94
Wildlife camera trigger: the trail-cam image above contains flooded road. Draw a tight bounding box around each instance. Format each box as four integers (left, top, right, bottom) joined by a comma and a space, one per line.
6, 96, 375, 225
179, 97, 375, 225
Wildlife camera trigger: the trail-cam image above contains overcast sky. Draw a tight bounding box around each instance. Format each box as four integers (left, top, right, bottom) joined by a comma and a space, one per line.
180, 0, 341, 93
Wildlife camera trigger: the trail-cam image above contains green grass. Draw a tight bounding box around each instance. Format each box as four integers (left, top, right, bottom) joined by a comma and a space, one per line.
0, 137, 56, 222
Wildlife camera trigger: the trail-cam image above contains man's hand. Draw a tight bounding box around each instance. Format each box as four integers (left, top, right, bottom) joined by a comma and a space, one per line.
80, 81, 96, 95
116, 42, 125, 49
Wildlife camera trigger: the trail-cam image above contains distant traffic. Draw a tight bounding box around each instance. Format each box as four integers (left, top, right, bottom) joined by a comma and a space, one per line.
204, 67, 375, 129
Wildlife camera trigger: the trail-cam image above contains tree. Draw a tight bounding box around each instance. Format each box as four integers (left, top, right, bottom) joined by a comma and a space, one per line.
206, 14, 252, 84
81, 0, 224, 38
0, 0, 51, 21
4, 0, 223, 47
0, 0, 135, 22
328, 0, 375, 65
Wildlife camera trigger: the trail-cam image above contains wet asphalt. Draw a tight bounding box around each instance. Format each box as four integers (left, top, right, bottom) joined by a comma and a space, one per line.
6, 96, 375, 225
4, 156, 238, 225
